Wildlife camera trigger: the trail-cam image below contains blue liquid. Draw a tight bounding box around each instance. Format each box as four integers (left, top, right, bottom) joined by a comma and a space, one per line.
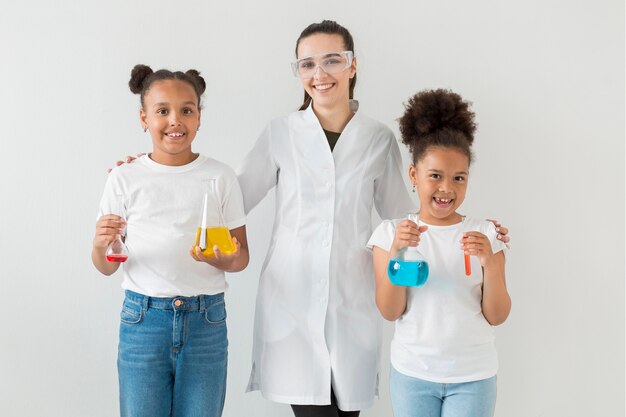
387, 260, 430, 287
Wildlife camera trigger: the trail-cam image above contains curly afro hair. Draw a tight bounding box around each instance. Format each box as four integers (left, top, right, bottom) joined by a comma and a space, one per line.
399, 89, 476, 164
129, 64, 207, 108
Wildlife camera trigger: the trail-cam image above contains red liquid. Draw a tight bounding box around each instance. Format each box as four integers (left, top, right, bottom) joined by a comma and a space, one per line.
464, 254, 471, 276
106, 254, 128, 263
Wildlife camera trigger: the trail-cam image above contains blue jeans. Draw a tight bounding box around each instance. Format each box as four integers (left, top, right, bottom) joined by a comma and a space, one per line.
118, 290, 228, 417
390, 366, 496, 417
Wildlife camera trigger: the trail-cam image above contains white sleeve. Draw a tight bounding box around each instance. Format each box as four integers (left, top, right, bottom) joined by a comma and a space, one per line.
221, 175, 246, 230
366, 219, 396, 252
373, 134, 417, 220
97, 172, 121, 219
236, 123, 279, 215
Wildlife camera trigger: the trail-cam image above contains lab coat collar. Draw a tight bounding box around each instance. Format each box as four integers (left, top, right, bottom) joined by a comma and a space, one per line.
304, 99, 361, 127
304, 99, 359, 113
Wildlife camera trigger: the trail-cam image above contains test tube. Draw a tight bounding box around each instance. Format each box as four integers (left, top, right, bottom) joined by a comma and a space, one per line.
464, 253, 471, 276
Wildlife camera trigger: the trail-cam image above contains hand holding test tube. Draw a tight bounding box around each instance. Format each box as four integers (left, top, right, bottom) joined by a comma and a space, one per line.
463, 218, 471, 276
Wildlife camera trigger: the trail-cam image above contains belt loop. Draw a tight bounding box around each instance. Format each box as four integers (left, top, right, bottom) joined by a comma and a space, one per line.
142, 294, 149, 311
199, 295, 206, 312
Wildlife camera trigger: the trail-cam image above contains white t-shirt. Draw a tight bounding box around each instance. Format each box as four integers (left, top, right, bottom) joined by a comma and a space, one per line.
98, 154, 246, 297
367, 217, 507, 383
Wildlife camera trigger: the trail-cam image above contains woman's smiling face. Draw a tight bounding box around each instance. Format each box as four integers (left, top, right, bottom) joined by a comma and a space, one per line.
296, 33, 356, 111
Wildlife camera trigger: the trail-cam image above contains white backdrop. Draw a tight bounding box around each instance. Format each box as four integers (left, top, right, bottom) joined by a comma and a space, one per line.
0, 1, 623, 416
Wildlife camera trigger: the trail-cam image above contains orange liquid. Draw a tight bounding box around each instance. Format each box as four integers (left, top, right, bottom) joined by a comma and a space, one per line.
194, 227, 236, 256
464, 254, 471, 276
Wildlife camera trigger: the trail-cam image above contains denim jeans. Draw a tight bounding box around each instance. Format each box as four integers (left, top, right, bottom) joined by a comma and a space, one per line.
118, 290, 228, 417
390, 366, 496, 417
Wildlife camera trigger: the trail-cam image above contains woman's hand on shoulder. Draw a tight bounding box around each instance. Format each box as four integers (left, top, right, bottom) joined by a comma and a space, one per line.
106, 153, 145, 173
487, 219, 510, 244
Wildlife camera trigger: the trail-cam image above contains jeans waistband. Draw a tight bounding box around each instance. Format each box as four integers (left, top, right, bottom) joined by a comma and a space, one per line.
124, 290, 224, 311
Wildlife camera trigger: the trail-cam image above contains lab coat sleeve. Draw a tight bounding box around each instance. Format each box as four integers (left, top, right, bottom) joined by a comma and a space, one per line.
236, 123, 279, 215
373, 136, 416, 220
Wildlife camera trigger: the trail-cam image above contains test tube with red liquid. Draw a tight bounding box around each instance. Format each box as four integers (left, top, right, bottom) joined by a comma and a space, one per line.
464, 253, 471, 276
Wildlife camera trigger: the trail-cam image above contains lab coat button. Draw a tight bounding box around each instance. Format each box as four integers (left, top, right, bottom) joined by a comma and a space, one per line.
322, 241, 329, 247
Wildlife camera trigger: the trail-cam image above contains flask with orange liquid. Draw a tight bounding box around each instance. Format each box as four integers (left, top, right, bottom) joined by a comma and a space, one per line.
194, 179, 237, 256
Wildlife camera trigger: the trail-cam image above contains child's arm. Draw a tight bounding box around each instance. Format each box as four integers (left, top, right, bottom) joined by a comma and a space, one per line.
190, 225, 249, 273
92, 214, 126, 276
373, 219, 428, 321
462, 232, 511, 325
373, 246, 407, 321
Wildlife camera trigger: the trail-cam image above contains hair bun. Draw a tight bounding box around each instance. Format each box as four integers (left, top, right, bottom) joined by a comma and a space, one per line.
185, 69, 206, 96
400, 89, 476, 145
129, 65, 154, 94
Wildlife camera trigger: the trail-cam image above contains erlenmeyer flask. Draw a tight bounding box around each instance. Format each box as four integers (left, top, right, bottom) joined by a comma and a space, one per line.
387, 212, 429, 286
105, 194, 129, 263
194, 179, 237, 256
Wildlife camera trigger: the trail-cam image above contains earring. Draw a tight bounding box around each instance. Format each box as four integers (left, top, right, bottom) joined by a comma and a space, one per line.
412, 184, 416, 193
143, 126, 147, 132
197, 126, 200, 132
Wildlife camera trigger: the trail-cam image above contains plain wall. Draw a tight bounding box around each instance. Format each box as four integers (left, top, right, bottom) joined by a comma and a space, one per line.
0, 1, 623, 416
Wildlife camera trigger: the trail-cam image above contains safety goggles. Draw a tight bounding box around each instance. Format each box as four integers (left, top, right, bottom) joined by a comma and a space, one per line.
291, 50, 354, 79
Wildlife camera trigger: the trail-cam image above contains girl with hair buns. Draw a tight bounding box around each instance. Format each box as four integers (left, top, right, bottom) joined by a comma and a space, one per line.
368, 89, 511, 417
92, 65, 249, 417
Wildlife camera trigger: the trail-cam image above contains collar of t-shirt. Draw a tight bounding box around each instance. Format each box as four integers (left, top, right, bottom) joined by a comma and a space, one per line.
323, 129, 341, 152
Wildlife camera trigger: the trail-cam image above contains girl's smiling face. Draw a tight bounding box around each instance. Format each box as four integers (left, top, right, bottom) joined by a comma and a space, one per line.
296, 33, 356, 111
140, 79, 201, 166
410, 147, 470, 225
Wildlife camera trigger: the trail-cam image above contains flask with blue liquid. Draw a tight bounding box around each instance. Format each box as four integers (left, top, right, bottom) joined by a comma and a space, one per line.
387, 213, 429, 287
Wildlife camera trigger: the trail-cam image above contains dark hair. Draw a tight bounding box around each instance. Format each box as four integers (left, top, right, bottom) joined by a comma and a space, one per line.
399, 89, 477, 165
129, 65, 207, 108
295, 20, 356, 111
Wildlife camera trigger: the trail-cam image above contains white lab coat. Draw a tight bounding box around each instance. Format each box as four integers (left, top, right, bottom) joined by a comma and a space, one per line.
238, 101, 415, 411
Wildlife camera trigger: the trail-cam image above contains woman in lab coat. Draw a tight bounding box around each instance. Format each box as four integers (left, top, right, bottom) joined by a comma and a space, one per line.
239, 20, 417, 417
